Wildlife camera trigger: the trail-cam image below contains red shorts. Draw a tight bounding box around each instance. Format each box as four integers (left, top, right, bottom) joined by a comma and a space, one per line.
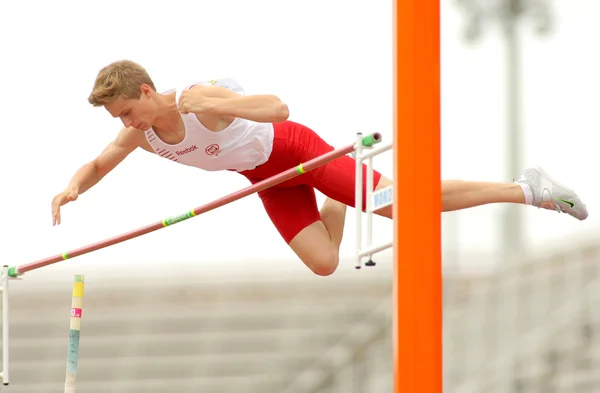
238, 120, 383, 244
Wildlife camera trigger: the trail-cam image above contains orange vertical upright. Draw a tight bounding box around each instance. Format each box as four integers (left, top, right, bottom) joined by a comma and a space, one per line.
394, 0, 442, 393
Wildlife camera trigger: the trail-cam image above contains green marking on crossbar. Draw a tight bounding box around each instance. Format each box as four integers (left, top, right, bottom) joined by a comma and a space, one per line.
162, 209, 197, 227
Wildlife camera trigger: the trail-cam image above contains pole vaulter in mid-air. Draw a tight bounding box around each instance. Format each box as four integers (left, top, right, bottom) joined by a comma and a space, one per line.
43, 59, 589, 277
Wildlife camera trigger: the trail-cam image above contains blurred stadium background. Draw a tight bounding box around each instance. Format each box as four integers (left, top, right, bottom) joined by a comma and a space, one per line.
1, 259, 395, 393
2, 0, 599, 392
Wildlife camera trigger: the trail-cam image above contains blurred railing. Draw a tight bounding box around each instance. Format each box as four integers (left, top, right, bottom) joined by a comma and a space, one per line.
444, 241, 600, 393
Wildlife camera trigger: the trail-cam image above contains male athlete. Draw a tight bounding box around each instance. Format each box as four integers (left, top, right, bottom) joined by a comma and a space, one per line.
51, 60, 588, 276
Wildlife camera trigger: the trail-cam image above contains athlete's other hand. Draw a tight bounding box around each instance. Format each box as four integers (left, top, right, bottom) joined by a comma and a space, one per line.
52, 187, 79, 225
178, 89, 214, 114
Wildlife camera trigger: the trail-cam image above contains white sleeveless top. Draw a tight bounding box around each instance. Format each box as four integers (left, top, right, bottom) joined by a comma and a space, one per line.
143, 78, 274, 172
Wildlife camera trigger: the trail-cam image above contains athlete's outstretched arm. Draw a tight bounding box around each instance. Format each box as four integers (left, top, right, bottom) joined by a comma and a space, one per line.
51, 127, 144, 225
179, 84, 289, 123
73, 127, 143, 194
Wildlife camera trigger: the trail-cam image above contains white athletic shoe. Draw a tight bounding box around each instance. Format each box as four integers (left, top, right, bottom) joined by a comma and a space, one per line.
515, 166, 588, 221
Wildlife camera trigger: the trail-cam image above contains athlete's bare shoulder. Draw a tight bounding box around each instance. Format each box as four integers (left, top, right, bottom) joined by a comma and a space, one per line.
184, 78, 246, 131
116, 126, 154, 153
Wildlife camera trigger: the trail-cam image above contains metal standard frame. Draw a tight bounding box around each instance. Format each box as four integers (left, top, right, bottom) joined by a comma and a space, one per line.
0, 132, 384, 387
354, 133, 393, 270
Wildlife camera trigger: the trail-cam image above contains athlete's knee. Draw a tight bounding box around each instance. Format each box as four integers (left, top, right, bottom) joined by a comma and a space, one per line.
306, 249, 339, 276
288, 222, 340, 276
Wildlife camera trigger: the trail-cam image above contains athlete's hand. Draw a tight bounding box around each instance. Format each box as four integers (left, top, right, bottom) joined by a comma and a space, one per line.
52, 187, 79, 225
178, 89, 214, 114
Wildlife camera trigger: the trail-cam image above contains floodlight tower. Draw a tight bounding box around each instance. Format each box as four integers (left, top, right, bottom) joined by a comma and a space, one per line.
455, 0, 554, 262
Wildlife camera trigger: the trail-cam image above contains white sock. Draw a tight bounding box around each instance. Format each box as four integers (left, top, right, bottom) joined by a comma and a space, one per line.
519, 183, 534, 205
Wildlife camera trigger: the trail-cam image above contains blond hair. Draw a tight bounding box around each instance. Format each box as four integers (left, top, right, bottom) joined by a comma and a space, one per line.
88, 60, 156, 106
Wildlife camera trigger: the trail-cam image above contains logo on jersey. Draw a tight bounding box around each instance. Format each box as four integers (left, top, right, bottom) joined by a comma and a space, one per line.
205, 144, 221, 156
175, 145, 198, 156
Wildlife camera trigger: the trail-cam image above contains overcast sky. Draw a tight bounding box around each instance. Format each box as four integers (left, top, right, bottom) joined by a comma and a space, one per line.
0, 0, 597, 280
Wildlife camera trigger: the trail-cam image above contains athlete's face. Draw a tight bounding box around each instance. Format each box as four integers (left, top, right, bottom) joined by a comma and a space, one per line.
104, 84, 157, 130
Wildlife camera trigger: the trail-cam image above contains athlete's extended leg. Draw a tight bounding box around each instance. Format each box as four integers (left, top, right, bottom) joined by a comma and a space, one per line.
316, 153, 530, 213
441, 166, 587, 219
442, 180, 526, 211
315, 138, 587, 220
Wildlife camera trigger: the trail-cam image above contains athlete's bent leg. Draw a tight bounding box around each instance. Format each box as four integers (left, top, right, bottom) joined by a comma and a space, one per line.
319, 197, 347, 253
288, 220, 340, 276
254, 184, 342, 276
